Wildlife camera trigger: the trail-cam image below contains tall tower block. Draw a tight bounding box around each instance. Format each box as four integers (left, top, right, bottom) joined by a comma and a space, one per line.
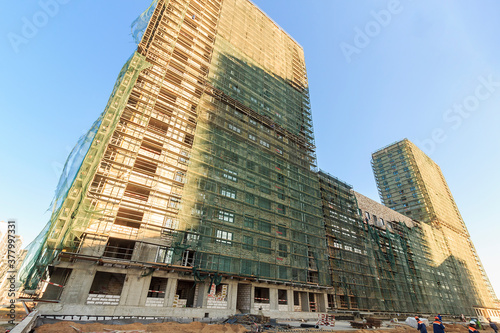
372, 139, 498, 315
20, 0, 329, 318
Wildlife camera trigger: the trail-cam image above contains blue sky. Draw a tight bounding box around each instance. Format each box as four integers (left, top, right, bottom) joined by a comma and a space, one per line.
1, 0, 499, 299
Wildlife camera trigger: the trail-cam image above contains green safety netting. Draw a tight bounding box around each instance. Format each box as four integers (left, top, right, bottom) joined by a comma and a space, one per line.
18, 52, 151, 291
52, 117, 103, 212
18, 115, 102, 291
131, 0, 158, 45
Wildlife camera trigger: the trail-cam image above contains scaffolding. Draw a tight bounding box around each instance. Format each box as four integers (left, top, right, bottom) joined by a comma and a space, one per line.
371, 139, 497, 314
18, 0, 496, 318
318, 168, 482, 315
318, 170, 371, 310
20, 0, 329, 301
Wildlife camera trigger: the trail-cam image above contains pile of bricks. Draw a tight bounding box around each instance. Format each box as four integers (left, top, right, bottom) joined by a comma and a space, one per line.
207, 284, 228, 309
172, 295, 187, 308
86, 294, 120, 305
145, 297, 164, 307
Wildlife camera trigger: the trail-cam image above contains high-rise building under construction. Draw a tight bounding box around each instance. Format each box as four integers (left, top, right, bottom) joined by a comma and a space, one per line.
18, 0, 500, 321
372, 139, 498, 318
20, 0, 330, 318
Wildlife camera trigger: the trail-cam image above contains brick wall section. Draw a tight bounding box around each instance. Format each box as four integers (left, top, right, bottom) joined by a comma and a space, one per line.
236, 284, 251, 311
86, 294, 120, 305
207, 299, 228, 309
254, 303, 270, 311
353, 191, 415, 229
207, 284, 228, 309
145, 297, 164, 307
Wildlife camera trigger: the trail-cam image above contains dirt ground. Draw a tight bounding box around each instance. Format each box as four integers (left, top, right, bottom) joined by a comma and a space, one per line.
0, 304, 27, 321
35, 320, 247, 333
359, 324, 495, 333
34, 321, 496, 333
0, 304, 27, 331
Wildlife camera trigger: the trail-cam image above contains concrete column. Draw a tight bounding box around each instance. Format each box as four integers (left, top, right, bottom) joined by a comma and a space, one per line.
269, 287, 278, 310
319, 293, 328, 312
60, 264, 97, 304
287, 288, 294, 312
196, 282, 209, 308
250, 285, 255, 313
120, 272, 151, 306
163, 277, 178, 307
227, 281, 238, 311
301, 292, 309, 312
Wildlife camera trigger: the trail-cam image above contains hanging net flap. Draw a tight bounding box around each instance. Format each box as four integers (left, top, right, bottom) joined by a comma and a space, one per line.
131, 0, 158, 45
18, 52, 152, 291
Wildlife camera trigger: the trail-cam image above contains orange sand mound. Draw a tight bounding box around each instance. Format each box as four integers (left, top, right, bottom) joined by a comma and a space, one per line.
35, 320, 496, 333
35, 320, 247, 333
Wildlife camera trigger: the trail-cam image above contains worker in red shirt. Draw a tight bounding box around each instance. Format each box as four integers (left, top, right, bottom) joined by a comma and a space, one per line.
433, 316, 445, 333
416, 316, 428, 333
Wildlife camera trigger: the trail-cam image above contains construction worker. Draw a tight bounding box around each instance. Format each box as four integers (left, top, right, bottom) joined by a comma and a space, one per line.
469, 321, 479, 333
489, 319, 498, 333
416, 316, 428, 333
433, 316, 445, 333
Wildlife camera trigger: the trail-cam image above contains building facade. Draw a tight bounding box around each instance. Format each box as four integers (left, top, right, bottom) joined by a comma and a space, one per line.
318, 171, 370, 311
318, 169, 465, 315
372, 139, 498, 316
19, 1, 500, 321
355, 191, 458, 315
21, 0, 330, 319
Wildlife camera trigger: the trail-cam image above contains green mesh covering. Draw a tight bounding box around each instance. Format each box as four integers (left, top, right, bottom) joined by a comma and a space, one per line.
18, 52, 151, 290
131, 0, 158, 45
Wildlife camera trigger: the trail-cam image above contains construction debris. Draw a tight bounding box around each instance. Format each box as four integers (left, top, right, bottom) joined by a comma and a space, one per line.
70, 326, 145, 333
224, 313, 270, 325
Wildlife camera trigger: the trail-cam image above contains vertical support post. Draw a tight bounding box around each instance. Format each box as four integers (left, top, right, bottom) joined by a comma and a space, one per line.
269, 287, 278, 311
163, 277, 178, 307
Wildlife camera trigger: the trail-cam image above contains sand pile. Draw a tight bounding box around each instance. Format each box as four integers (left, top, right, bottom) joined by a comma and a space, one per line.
35, 320, 496, 333
35, 320, 247, 333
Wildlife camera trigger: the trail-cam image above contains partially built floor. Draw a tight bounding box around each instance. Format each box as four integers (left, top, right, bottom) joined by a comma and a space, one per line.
38, 261, 330, 319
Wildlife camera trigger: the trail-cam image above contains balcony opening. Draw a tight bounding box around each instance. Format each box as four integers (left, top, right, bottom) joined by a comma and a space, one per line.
140, 137, 163, 155
278, 289, 288, 305
148, 117, 169, 135
175, 280, 196, 307
133, 157, 158, 174
114, 207, 143, 229
87, 271, 125, 306
103, 238, 135, 260
124, 183, 151, 202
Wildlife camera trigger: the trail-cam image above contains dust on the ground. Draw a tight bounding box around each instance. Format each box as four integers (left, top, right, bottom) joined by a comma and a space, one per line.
34, 321, 497, 333
35, 320, 247, 333
362, 323, 495, 333
0, 304, 27, 322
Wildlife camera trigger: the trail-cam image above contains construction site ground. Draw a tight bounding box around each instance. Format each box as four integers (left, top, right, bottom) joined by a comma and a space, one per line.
1, 304, 27, 332
29, 320, 497, 333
